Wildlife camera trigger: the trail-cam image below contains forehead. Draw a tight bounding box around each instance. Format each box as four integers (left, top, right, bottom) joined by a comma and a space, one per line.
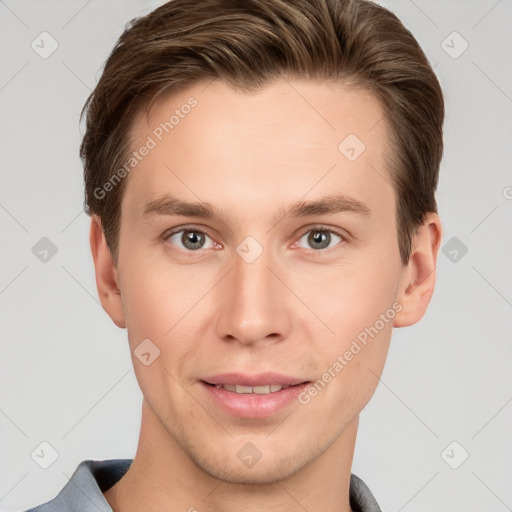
123, 78, 394, 226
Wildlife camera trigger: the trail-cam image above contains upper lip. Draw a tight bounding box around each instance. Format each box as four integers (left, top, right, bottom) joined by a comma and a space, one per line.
202, 372, 309, 387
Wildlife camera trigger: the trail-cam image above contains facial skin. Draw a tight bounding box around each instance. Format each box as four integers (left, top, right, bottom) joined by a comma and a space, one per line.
91, 77, 442, 512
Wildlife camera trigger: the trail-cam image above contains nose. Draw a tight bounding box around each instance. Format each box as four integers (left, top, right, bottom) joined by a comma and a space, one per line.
213, 240, 292, 346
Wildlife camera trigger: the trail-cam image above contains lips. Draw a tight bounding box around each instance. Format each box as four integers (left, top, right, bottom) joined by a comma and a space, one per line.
200, 372, 311, 418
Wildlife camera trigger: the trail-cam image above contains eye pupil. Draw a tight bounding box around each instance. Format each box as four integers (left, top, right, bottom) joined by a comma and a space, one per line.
183, 231, 204, 250
308, 230, 330, 250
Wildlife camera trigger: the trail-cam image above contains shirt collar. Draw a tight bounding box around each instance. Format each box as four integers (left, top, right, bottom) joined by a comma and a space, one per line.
48, 459, 382, 512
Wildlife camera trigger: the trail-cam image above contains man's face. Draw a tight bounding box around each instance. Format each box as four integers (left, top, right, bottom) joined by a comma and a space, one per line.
114, 78, 405, 483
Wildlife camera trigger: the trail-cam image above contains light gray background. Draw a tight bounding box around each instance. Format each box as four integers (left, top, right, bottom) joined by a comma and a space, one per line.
1, 1, 511, 511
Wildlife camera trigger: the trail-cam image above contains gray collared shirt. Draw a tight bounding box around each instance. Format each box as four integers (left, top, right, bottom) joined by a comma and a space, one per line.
24, 459, 383, 512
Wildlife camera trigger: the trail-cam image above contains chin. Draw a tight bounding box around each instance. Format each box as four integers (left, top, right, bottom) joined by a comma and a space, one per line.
200, 459, 305, 485
185, 441, 316, 485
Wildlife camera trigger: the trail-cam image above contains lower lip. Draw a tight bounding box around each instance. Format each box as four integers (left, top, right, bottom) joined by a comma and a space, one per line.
200, 381, 310, 419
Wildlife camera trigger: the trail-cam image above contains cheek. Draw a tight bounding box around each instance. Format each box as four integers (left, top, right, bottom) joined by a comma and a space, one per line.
316, 253, 400, 336
119, 248, 197, 341
302, 249, 399, 400
309, 311, 393, 421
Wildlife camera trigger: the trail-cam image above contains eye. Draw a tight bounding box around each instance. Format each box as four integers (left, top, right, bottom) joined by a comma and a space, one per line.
296, 228, 344, 251
163, 226, 345, 254
165, 228, 218, 251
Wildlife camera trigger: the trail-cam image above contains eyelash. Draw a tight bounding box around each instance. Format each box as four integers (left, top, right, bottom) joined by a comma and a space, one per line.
162, 224, 347, 256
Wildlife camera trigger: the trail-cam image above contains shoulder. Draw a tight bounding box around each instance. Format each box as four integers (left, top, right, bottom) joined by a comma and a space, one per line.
349, 473, 383, 512
23, 459, 132, 512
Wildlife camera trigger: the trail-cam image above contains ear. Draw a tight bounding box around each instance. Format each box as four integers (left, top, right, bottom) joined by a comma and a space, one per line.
89, 215, 126, 328
393, 212, 442, 327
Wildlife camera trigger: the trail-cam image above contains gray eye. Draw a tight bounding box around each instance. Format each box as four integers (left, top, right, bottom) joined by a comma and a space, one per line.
298, 230, 342, 250
169, 230, 214, 251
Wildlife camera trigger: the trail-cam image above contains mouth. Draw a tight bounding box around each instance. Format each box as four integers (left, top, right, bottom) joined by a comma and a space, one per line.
200, 373, 311, 419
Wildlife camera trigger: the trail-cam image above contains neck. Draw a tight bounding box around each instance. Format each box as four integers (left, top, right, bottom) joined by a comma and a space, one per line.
104, 400, 358, 512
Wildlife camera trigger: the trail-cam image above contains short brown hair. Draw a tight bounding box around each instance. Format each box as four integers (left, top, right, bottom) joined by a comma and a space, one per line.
80, 0, 444, 266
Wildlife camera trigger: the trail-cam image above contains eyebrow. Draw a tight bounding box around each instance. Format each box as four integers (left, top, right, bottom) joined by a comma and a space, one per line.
141, 193, 371, 224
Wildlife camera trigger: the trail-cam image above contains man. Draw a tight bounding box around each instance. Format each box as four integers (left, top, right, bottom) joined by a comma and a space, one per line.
26, 0, 444, 510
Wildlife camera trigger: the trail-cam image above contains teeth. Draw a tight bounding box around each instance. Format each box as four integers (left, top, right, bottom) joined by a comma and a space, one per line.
235, 385, 253, 394
214, 383, 289, 394
252, 385, 270, 394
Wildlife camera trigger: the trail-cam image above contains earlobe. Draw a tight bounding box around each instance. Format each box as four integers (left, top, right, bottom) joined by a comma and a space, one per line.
89, 215, 126, 328
393, 212, 442, 328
